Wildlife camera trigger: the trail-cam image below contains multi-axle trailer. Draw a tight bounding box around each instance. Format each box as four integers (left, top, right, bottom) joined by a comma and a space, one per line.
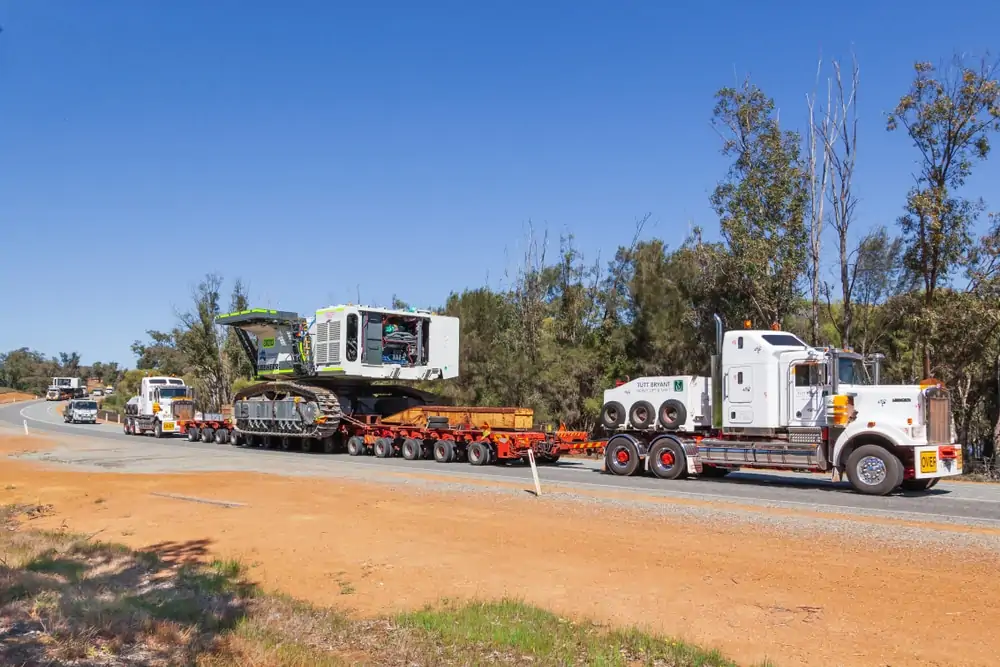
124, 305, 964, 495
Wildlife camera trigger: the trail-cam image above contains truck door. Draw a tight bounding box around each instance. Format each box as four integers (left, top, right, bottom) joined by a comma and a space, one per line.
788, 362, 824, 427
363, 313, 383, 365
728, 366, 752, 403
724, 365, 754, 424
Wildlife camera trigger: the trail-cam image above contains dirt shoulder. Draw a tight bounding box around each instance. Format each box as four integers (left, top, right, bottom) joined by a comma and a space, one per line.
2, 436, 998, 666
0, 392, 38, 404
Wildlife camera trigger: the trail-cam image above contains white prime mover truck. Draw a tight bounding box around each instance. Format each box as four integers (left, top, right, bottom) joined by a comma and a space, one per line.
598, 316, 962, 495
122, 376, 195, 438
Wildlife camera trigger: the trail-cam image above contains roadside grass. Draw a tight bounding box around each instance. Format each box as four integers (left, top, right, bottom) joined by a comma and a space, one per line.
0, 503, 766, 667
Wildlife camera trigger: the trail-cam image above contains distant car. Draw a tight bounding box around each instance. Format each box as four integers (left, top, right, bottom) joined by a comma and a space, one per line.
64, 399, 99, 424
91, 389, 104, 397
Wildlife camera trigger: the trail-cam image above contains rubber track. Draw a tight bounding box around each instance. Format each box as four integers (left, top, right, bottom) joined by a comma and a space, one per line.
232, 380, 344, 440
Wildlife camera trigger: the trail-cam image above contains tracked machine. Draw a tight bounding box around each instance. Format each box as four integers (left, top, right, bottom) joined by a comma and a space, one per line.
213, 305, 460, 449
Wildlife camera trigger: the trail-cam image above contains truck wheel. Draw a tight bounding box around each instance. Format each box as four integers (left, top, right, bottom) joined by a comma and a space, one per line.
605, 436, 640, 476
401, 438, 421, 460
123, 419, 131, 435
374, 437, 393, 458
628, 401, 655, 430
154, 421, 163, 438
658, 400, 687, 430
599, 401, 626, 430
901, 477, 938, 492
468, 441, 490, 466
347, 436, 365, 456
433, 439, 454, 463
845, 445, 904, 496
187, 427, 200, 442
648, 438, 687, 480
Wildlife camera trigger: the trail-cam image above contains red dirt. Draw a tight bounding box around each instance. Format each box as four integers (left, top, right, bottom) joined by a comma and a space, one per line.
1, 434, 998, 667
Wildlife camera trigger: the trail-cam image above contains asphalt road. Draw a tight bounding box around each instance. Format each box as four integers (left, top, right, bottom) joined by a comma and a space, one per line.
4, 399, 1000, 527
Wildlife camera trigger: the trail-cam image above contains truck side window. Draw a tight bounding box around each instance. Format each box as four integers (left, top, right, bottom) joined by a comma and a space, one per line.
795, 365, 810, 387
346, 314, 358, 362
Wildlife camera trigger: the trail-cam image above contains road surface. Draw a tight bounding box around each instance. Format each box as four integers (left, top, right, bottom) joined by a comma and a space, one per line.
4, 399, 1000, 527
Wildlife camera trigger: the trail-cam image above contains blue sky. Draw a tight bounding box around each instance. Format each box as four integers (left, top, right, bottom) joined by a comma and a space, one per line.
1, 1, 998, 366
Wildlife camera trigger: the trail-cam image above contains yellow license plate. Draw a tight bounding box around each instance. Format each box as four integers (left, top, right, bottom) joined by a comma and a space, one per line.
163, 422, 175, 431
920, 451, 937, 474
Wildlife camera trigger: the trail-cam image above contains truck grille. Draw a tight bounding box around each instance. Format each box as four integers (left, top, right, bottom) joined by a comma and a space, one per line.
926, 390, 951, 445
173, 403, 194, 422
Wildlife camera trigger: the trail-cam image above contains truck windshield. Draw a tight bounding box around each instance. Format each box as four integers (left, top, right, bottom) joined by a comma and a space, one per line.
76, 401, 98, 410
157, 387, 188, 398
838, 358, 871, 385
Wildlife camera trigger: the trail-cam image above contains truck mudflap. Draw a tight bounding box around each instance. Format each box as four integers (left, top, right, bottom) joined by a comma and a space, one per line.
912, 444, 963, 479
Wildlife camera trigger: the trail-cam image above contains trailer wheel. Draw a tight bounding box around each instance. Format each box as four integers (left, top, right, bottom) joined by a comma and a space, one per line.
322, 435, 337, 454
374, 437, 393, 458
600, 401, 626, 429
401, 438, 421, 460
648, 438, 687, 480
468, 441, 490, 466
433, 439, 454, 463
214, 428, 229, 445
347, 436, 365, 456
187, 427, 200, 442
200, 427, 214, 443
628, 401, 656, 429
605, 436, 640, 476
845, 444, 903, 496
658, 399, 687, 430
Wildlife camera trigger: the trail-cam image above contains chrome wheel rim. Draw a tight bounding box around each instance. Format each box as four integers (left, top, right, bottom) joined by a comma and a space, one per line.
857, 455, 887, 486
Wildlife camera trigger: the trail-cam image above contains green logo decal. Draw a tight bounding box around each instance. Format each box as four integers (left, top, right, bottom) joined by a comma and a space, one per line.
262, 338, 275, 349
673, 379, 684, 392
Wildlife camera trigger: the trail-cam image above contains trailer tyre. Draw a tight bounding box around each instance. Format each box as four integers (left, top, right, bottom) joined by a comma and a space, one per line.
605, 436, 640, 476
599, 401, 626, 430
433, 439, 454, 463
187, 427, 200, 442
658, 399, 687, 430
845, 444, 903, 496
201, 427, 214, 443
214, 429, 229, 445
628, 401, 656, 430
648, 438, 687, 480
402, 438, 421, 460
374, 437, 393, 458
468, 441, 490, 466
347, 436, 365, 456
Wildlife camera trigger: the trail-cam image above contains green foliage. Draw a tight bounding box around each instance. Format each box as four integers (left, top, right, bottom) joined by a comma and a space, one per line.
0, 348, 124, 396
710, 77, 809, 327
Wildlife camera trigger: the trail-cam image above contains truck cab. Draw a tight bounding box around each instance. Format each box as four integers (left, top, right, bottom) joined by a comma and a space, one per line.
711, 320, 961, 493
123, 376, 194, 437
